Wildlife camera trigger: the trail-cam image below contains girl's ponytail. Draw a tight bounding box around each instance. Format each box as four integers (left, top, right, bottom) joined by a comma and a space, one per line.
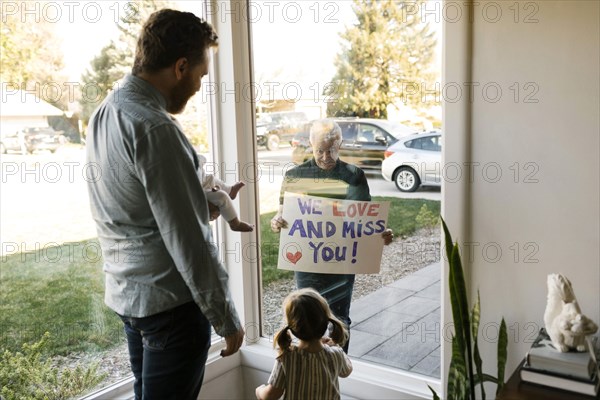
328, 317, 349, 348
274, 326, 293, 358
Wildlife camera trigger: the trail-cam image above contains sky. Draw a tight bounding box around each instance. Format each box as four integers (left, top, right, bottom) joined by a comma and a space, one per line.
50, 1, 441, 86
54, 2, 123, 81
55, 1, 203, 81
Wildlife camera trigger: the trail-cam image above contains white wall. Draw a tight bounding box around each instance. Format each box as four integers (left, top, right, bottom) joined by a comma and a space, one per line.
200, 366, 245, 400
444, 0, 600, 385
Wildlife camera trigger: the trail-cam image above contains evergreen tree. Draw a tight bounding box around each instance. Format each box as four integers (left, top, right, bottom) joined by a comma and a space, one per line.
328, 0, 438, 118
79, 0, 171, 123
79, 42, 129, 123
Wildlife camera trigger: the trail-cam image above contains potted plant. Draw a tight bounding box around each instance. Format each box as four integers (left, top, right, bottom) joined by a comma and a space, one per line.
429, 219, 508, 399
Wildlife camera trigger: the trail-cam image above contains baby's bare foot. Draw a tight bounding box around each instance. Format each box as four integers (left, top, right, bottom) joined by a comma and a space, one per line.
229, 218, 254, 232
229, 182, 245, 200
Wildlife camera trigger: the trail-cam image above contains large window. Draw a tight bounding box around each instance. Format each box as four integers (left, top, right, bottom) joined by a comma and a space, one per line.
1, 0, 445, 397
249, 0, 443, 378
0, 1, 211, 397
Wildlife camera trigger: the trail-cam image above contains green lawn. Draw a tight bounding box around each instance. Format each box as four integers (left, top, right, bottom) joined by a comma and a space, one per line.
0, 197, 439, 358
0, 239, 123, 356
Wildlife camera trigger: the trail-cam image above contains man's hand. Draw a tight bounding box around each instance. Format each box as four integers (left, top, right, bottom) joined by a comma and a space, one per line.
382, 229, 394, 245
208, 202, 220, 221
220, 327, 245, 357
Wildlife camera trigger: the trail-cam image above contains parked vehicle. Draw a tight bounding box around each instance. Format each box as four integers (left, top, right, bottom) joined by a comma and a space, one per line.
291, 118, 419, 170
256, 111, 309, 151
0, 127, 65, 154
381, 131, 442, 192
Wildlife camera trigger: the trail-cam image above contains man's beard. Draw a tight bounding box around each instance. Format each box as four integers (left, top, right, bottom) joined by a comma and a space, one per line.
168, 76, 196, 114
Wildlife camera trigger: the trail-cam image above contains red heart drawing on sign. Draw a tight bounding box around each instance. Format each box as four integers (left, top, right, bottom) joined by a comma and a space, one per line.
286, 251, 302, 264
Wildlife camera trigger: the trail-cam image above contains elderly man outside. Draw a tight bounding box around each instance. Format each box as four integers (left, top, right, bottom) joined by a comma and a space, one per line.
271, 119, 393, 353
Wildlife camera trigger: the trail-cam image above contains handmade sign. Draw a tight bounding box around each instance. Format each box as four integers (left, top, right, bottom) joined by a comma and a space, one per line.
277, 193, 390, 274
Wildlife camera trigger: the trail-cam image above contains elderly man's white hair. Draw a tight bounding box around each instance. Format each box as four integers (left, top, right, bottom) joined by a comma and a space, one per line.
309, 119, 342, 146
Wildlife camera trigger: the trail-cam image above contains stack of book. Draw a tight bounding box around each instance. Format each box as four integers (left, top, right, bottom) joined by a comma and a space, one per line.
519, 328, 600, 397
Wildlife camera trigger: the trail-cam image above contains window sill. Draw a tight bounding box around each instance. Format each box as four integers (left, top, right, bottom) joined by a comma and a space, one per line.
241, 339, 441, 400
81, 341, 234, 400
82, 338, 440, 399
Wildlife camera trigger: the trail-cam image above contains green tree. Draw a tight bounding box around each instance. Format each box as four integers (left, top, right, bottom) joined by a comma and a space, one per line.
79, 0, 172, 124
79, 41, 129, 123
327, 0, 438, 118
0, 8, 67, 109
79, 1, 209, 151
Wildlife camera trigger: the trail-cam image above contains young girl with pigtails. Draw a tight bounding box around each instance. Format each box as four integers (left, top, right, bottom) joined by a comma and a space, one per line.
255, 288, 353, 400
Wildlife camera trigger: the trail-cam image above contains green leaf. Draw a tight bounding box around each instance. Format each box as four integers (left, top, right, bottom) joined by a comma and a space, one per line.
496, 318, 508, 395
428, 385, 441, 400
441, 217, 453, 262
472, 292, 485, 399
448, 336, 468, 400
450, 243, 475, 399
474, 373, 499, 384
471, 291, 481, 339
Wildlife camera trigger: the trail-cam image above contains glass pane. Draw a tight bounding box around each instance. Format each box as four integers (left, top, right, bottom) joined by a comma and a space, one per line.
251, 0, 442, 378
0, 1, 210, 396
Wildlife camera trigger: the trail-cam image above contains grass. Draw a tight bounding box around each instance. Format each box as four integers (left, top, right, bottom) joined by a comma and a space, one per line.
260, 197, 440, 286
0, 239, 123, 356
0, 197, 439, 358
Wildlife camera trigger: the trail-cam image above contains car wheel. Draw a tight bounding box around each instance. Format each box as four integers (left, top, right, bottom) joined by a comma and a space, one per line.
394, 167, 420, 192
266, 134, 280, 151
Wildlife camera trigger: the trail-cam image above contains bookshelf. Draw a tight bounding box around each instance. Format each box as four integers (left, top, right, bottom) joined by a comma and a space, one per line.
497, 359, 600, 399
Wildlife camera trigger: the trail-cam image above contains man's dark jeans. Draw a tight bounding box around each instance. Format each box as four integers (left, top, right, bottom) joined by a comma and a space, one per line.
295, 271, 355, 353
118, 302, 211, 400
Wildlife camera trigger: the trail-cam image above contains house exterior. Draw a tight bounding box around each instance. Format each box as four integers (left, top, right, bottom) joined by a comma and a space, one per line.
0, 89, 64, 136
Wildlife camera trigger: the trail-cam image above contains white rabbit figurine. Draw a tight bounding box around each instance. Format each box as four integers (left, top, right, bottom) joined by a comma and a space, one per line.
544, 274, 598, 352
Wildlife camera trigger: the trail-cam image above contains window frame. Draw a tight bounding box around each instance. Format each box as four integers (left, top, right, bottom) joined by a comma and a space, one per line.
83, 0, 479, 395
212, 1, 444, 398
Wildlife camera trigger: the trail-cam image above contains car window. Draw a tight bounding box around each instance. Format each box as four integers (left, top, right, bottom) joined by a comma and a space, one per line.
357, 124, 388, 143
271, 114, 284, 123
338, 122, 357, 141
405, 136, 442, 151
430, 135, 442, 151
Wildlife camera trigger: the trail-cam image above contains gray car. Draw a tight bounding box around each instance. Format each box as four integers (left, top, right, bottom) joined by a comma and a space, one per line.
381, 131, 442, 192
256, 111, 309, 151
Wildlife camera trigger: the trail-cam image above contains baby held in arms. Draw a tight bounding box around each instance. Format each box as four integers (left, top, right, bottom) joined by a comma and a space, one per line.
198, 168, 253, 232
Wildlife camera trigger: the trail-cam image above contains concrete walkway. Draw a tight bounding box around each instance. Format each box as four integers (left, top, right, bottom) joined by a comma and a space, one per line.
348, 262, 441, 378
